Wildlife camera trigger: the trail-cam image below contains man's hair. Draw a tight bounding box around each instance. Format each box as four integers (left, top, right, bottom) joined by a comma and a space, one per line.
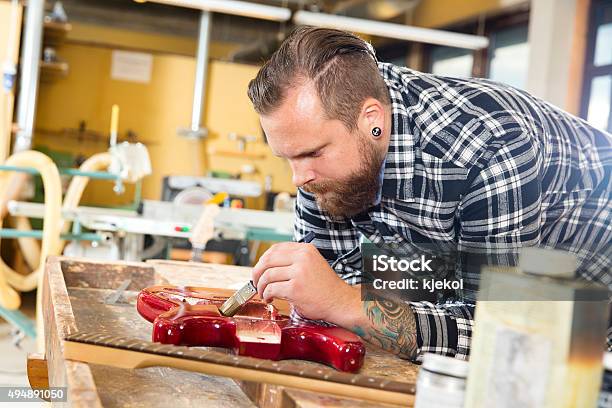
247, 27, 391, 131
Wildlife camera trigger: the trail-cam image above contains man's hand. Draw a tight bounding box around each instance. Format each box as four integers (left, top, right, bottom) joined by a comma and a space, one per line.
252, 242, 419, 360
251, 242, 361, 326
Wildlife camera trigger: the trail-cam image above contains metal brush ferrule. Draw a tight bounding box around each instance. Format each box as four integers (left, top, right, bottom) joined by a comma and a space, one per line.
219, 280, 257, 316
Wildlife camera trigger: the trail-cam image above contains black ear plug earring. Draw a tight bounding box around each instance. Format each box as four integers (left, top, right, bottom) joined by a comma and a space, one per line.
371, 127, 382, 137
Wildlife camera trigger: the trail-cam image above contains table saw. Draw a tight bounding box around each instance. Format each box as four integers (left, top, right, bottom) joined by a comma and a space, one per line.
7, 200, 294, 262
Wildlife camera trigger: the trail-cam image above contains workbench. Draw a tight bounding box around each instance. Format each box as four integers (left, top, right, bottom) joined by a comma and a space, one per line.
41, 257, 418, 407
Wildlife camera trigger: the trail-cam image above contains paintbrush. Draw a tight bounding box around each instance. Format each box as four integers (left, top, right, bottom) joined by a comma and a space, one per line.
219, 231, 316, 317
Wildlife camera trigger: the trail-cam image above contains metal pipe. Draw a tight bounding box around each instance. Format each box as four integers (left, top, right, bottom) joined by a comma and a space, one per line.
14, 0, 45, 153
191, 10, 212, 135
293, 11, 490, 50
0, 165, 121, 180
148, 0, 291, 22
0, 307, 36, 339
0, 229, 104, 242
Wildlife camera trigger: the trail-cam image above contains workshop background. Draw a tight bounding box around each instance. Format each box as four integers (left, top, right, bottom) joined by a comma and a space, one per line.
1, 0, 610, 206
0, 0, 610, 406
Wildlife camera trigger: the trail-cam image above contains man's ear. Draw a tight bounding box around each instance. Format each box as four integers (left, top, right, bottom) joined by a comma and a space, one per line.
358, 98, 385, 137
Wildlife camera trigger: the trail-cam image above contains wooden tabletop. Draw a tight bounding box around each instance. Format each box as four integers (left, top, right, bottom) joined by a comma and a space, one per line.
43, 257, 418, 407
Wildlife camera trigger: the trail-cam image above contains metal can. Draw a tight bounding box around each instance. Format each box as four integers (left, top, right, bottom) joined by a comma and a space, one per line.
415, 353, 469, 408
599, 352, 612, 408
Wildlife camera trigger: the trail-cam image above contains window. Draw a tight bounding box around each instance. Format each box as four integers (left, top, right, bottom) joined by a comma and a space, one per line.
594, 17, 612, 67
586, 75, 611, 130
581, 0, 612, 132
430, 46, 474, 77
376, 43, 411, 67
488, 25, 529, 89
424, 11, 530, 88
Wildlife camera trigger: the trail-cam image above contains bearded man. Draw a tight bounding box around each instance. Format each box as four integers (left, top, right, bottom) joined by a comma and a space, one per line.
247, 27, 612, 361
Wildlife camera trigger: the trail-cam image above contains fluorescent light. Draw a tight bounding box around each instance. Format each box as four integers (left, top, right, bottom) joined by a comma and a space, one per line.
149, 0, 291, 22
293, 11, 489, 50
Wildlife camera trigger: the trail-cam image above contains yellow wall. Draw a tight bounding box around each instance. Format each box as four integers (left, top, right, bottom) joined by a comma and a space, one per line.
34, 24, 294, 207
204, 61, 295, 203
67, 22, 197, 56
66, 22, 241, 59
0, 1, 22, 162
412, 0, 527, 28
35, 43, 199, 206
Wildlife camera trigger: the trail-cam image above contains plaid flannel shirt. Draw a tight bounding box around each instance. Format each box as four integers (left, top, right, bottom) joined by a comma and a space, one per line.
294, 62, 612, 361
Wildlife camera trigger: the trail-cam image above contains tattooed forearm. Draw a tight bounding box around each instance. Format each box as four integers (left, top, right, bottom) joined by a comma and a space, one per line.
353, 297, 418, 360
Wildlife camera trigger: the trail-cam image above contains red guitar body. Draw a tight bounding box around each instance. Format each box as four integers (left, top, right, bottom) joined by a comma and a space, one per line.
136, 286, 365, 372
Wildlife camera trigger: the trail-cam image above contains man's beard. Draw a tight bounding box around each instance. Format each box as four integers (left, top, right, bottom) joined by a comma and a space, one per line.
302, 135, 385, 218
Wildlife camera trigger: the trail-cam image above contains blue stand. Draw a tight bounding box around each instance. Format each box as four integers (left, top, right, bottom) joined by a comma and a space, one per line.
0, 306, 36, 339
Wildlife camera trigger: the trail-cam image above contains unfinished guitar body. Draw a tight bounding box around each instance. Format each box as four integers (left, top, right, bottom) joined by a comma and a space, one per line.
137, 286, 365, 372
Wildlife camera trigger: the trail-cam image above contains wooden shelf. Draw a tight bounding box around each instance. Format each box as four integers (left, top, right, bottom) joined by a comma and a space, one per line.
207, 147, 266, 160
40, 60, 69, 81
35, 127, 156, 146
43, 20, 72, 45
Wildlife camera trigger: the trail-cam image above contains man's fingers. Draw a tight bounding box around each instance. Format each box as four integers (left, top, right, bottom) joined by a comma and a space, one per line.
252, 253, 291, 287
251, 243, 306, 286
256, 266, 294, 297
261, 280, 293, 303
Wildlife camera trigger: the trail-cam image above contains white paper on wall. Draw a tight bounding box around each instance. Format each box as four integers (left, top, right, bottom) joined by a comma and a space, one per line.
111, 50, 153, 83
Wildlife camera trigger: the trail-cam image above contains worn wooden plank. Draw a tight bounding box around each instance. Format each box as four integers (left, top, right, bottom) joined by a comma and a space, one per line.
44, 256, 256, 408
68, 287, 255, 407
26, 353, 49, 391
45, 257, 418, 407
240, 382, 287, 408
43, 256, 103, 408
60, 258, 156, 290
147, 259, 253, 288
238, 346, 418, 408
282, 388, 410, 408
